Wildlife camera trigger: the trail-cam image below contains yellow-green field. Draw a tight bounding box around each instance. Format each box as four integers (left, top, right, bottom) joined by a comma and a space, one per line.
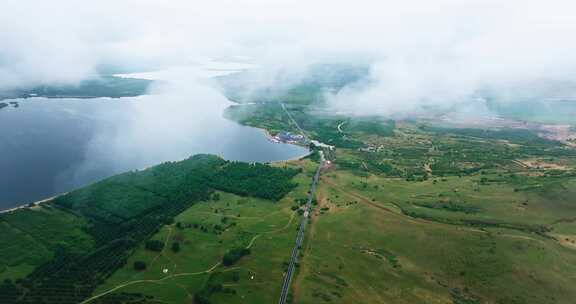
293, 163, 576, 304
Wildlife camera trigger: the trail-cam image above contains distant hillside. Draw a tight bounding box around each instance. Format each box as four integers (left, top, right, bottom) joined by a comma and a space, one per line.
216, 63, 369, 105
0, 76, 153, 101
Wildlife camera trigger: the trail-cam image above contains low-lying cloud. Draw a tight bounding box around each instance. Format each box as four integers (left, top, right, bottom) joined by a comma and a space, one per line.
2, 0, 576, 115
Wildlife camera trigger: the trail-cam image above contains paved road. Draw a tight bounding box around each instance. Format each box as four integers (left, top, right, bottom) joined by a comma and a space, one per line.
278, 152, 324, 304
280, 103, 309, 142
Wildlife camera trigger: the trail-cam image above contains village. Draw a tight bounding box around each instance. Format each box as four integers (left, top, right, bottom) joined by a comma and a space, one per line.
268, 131, 307, 145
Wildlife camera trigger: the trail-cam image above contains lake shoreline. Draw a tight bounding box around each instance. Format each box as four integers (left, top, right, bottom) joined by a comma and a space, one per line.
262, 129, 312, 162
0, 129, 311, 214
0, 193, 65, 215
0, 64, 308, 213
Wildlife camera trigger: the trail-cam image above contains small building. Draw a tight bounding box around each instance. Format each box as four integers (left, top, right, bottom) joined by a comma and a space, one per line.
274, 131, 308, 144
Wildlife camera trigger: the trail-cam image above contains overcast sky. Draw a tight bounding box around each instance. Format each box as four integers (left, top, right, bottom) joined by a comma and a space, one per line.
2, 0, 576, 113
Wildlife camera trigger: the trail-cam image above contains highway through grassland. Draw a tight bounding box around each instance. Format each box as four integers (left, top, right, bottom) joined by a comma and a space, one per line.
278, 151, 324, 304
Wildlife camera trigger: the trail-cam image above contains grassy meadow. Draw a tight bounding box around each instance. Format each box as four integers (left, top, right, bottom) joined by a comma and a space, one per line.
87, 159, 317, 304
293, 166, 576, 304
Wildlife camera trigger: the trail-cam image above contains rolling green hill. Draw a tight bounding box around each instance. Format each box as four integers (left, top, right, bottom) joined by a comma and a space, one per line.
0, 154, 302, 304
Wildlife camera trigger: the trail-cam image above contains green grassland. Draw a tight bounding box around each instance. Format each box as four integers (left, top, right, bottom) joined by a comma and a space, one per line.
88, 159, 318, 304
2, 65, 576, 304
334, 121, 576, 179
217, 70, 576, 303
225, 103, 299, 135
289, 117, 576, 303
226, 102, 395, 148
219, 69, 576, 303
297, 178, 576, 303
0, 155, 307, 304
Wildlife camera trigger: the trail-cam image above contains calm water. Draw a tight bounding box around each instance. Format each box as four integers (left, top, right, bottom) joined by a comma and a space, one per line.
0, 70, 307, 210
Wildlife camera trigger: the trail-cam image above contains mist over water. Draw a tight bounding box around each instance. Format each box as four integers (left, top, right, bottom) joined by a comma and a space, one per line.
4, 1, 576, 119
3, 0, 576, 209
0, 66, 307, 210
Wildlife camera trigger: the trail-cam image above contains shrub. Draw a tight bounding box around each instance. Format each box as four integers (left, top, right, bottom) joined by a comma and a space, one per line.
133, 261, 146, 271
172, 242, 181, 253
145, 240, 165, 252
222, 248, 251, 266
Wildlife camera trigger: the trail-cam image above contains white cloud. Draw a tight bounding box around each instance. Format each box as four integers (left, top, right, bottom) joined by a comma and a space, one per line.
2, 0, 576, 115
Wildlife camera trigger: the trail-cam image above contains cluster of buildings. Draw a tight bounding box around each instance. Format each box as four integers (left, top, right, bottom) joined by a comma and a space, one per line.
359, 144, 385, 153
270, 131, 307, 144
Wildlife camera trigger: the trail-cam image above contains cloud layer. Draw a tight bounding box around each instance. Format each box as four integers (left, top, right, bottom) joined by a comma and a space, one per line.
2, 0, 576, 114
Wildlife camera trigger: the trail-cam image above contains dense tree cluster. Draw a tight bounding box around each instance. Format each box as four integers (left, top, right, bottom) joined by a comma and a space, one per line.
171, 242, 181, 253
133, 261, 147, 271
193, 282, 236, 304
53, 154, 225, 221
208, 162, 300, 201
222, 248, 251, 266
145, 240, 165, 252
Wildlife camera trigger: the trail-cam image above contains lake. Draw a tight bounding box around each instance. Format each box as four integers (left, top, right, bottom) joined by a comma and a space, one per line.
0, 66, 308, 210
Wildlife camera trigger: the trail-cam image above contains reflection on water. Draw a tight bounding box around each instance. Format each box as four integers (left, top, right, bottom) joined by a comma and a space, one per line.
0, 67, 307, 209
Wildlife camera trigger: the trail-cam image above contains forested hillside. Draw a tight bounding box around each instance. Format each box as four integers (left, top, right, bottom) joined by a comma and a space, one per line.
0, 154, 299, 304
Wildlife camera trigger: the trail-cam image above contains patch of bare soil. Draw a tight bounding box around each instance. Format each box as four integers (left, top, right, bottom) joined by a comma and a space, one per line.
553, 234, 576, 250
516, 158, 569, 170
539, 124, 576, 143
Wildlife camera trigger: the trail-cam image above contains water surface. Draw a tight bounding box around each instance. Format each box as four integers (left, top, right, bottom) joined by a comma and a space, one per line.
0, 68, 307, 209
